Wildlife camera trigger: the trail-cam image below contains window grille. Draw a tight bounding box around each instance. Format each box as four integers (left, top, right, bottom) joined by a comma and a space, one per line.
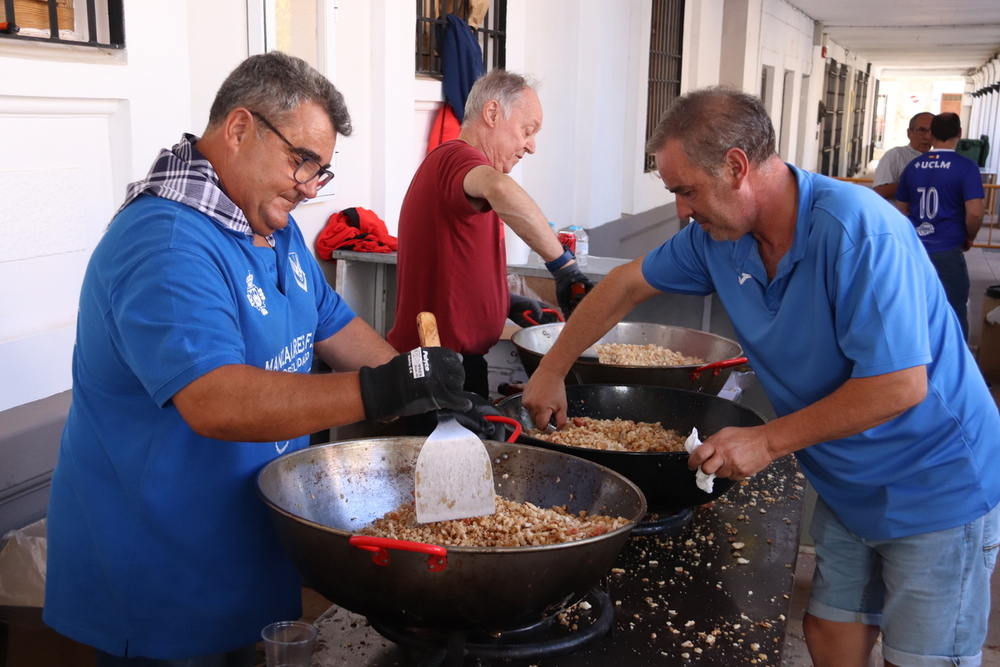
416, 0, 506, 77
820, 59, 846, 177
873, 89, 886, 149
847, 65, 870, 177
0, 0, 124, 48
645, 0, 684, 172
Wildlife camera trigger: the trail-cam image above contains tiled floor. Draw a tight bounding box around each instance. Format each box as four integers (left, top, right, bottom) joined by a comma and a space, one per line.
780, 231, 1000, 666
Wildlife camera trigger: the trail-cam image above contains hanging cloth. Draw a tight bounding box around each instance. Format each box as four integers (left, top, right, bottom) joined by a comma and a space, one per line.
316, 207, 398, 258
437, 13, 485, 124
426, 104, 462, 155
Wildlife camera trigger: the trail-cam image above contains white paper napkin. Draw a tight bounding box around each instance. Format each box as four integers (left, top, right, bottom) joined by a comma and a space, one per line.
683, 427, 715, 494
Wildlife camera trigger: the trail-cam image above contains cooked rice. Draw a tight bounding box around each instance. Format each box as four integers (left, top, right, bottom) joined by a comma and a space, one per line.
594, 342, 704, 366
528, 416, 687, 453
358, 496, 628, 547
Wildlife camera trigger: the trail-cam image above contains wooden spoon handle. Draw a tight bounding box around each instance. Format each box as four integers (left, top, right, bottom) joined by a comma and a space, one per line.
417, 312, 440, 347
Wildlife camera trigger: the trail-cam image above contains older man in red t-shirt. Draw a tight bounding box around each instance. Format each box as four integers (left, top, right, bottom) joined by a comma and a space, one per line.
388, 69, 592, 398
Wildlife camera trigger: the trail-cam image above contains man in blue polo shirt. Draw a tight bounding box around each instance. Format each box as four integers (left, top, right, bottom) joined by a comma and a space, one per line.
43, 52, 471, 667
522, 87, 999, 667
896, 112, 985, 341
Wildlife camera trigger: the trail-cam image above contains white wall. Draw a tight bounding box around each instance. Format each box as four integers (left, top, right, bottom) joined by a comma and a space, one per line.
521, 1, 630, 230
759, 0, 818, 167
0, 0, 239, 412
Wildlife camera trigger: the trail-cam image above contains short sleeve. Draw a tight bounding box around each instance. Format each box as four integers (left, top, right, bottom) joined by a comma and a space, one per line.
641, 225, 715, 296
313, 266, 356, 341
436, 143, 493, 216
110, 248, 247, 406
872, 150, 895, 187
834, 233, 932, 378
962, 162, 986, 201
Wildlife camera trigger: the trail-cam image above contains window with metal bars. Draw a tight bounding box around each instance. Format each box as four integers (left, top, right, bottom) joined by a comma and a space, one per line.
847, 66, 870, 177
644, 0, 684, 172
416, 0, 505, 77
820, 59, 846, 177
0, 0, 123, 48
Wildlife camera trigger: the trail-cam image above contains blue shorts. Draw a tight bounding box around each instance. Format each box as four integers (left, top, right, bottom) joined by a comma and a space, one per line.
807, 497, 999, 667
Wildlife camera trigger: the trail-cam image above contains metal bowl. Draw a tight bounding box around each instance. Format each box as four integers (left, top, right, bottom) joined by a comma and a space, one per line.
511, 322, 746, 393
257, 437, 646, 631
497, 385, 767, 514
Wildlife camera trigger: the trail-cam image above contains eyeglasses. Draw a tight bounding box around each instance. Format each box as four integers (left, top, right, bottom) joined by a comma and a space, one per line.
250, 110, 334, 188
911, 127, 932, 134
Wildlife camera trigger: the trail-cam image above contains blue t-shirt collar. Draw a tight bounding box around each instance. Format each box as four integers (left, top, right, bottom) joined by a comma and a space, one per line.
732, 163, 810, 285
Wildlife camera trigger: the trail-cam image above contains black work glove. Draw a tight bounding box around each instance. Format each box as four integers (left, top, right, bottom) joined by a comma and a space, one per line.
439, 392, 507, 442
359, 347, 472, 421
550, 262, 595, 319
508, 293, 560, 327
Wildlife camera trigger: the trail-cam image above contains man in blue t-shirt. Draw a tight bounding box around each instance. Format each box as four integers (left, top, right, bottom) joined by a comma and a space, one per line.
42, 52, 473, 666
522, 88, 999, 667
896, 112, 985, 341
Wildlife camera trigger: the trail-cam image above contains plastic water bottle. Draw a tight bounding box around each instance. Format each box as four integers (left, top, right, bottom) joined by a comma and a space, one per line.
570, 225, 589, 266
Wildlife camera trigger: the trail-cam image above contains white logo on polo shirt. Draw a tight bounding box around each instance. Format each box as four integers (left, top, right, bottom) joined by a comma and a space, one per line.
246, 271, 268, 315
738, 272, 752, 285
274, 440, 290, 454
288, 252, 309, 292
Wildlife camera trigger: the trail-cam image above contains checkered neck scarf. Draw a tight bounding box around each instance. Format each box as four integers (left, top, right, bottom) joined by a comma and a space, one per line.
120, 133, 267, 242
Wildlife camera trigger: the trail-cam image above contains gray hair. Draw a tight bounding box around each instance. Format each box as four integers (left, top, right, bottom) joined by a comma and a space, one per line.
645, 86, 775, 175
208, 51, 352, 137
463, 69, 538, 128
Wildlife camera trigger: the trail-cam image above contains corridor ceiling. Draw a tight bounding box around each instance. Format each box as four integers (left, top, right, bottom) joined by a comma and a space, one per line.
787, 0, 1000, 76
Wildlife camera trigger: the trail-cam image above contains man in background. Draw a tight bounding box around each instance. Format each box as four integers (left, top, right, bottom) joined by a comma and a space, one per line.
873, 111, 933, 201
388, 68, 592, 399
896, 111, 985, 341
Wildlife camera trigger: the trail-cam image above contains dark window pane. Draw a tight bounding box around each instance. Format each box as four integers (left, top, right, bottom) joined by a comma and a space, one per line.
645, 0, 684, 172
416, 0, 506, 77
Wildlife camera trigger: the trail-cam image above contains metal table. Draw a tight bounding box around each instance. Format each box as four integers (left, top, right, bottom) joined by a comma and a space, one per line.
309, 455, 805, 666
322, 250, 628, 337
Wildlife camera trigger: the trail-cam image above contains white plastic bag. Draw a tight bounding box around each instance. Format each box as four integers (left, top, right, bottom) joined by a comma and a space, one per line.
0, 518, 47, 607
683, 428, 716, 493
986, 305, 1000, 326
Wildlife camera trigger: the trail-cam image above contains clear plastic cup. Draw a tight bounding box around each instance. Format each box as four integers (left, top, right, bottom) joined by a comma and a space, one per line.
261, 620, 317, 667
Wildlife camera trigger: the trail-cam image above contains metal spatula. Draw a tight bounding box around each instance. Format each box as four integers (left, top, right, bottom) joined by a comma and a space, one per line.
414, 312, 497, 524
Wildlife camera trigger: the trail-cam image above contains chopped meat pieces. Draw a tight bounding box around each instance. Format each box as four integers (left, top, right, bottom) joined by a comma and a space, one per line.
358, 497, 628, 547
528, 417, 687, 452
594, 343, 705, 366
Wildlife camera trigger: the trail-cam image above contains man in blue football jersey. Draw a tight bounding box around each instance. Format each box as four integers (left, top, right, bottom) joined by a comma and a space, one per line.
896, 112, 985, 341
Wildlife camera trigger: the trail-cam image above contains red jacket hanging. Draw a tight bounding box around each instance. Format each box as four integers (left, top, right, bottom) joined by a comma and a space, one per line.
427, 104, 462, 154
316, 207, 398, 258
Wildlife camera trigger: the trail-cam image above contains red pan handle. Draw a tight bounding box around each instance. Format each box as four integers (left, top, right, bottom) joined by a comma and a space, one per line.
349, 535, 448, 571
689, 357, 749, 381
484, 414, 523, 442
521, 308, 564, 326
